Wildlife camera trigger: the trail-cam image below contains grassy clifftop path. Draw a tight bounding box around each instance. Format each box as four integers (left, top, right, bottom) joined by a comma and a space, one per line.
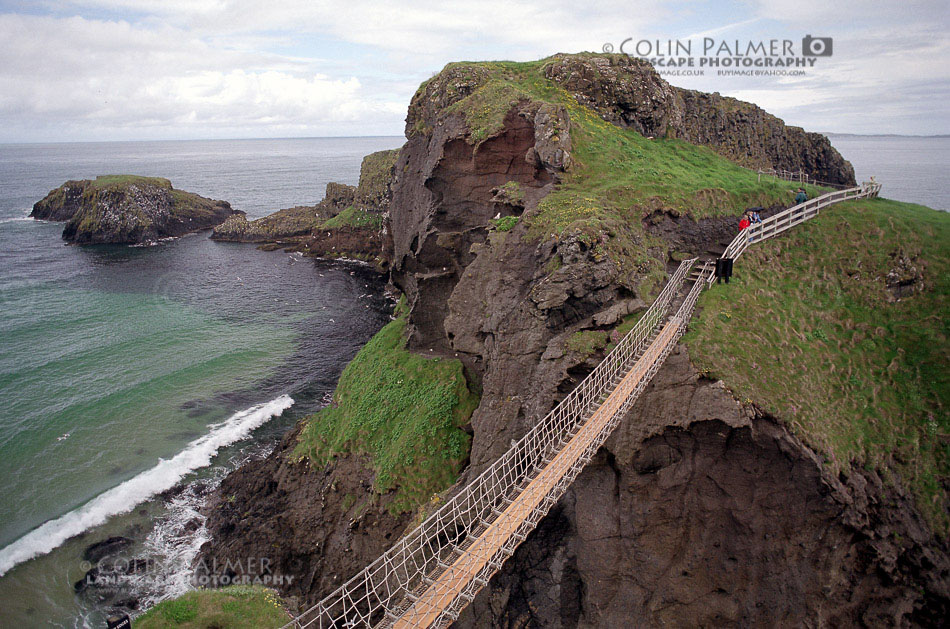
686, 197, 949, 533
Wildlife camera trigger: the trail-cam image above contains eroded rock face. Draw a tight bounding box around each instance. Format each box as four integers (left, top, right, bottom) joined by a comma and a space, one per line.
454, 347, 950, 627
543, 54, 681, 138
198, 424, 412, 608
199, 54, 944, 624
542, 53, 856, 185
390, 102, 564, 353
32, 176, 237, 244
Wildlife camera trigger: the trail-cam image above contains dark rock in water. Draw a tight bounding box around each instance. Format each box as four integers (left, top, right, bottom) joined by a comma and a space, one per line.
212, 149, 399, 270
31, 175, 239, 244
82, 536, 133, 563
182, 518, 202, 534
74, 566, 99, 592
112, 598, 140, 611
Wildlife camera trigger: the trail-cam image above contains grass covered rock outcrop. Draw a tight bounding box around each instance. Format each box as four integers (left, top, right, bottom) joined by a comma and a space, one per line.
686, 197, 949, 533
32, 175, 237, 244
212, 149, 400, 268
133, 585, 289, 628
191, 53, 946, 626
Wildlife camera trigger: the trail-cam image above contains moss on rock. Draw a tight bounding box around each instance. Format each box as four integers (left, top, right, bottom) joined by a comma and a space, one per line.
32, 175, 237, 244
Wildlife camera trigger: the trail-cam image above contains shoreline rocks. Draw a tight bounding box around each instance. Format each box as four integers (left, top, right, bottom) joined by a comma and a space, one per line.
32, 175, 239, 245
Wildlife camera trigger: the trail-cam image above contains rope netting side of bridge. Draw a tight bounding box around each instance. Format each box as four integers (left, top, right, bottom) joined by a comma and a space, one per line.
287, 260, 697, 628
284, 179, 882, 629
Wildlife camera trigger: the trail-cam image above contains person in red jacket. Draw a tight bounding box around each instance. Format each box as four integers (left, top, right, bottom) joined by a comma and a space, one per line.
739, 215, 751, 231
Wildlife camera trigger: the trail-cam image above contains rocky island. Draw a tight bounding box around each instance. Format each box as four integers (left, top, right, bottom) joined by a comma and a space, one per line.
211, 148, 399, 269
32, 175, 238, 244
134, 53, 947, 627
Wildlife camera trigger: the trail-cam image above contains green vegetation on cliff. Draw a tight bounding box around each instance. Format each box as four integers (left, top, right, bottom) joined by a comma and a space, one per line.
565, 329, 609, 357
133, 585, 288, 628
322, 204, 384, 229
89, 174, 172, 190
294, 306, 478, 513
684, 198, 949, 533
415, 57, 826, 298
356, 148, 400, 202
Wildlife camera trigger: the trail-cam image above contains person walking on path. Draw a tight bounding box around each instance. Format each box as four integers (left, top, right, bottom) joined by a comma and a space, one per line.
795, 188, 808, 204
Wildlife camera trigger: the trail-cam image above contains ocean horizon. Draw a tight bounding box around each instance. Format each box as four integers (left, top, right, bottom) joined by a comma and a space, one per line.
0, 132, 945, 626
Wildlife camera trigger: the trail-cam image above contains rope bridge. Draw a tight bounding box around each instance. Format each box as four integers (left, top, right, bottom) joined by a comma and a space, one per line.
283, 179, 881, 629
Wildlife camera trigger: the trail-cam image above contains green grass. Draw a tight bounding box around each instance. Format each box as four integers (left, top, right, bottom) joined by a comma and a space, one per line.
90, 175, 172, 190
565, 330, 609, 357
683, 197, 949, 534
417, 56, 826, 299
322, 205, 383, 230
490, 215, 519, 232
497, 180, 525, 204
445, 80, 529, 143
606, 311, 647, 351
134, 586, 289, 628
357, 149, 400, 200
293, 313, 479, 514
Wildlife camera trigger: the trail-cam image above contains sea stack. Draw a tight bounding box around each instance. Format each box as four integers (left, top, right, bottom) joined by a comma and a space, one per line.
31, 175, 240, 244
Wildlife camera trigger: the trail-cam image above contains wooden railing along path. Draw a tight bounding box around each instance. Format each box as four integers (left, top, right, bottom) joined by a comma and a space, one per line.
283, 178, 881, 628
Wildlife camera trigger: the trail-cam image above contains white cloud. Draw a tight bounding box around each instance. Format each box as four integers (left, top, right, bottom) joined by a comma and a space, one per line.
0, 13, 405, 140
0, 1, 947, 140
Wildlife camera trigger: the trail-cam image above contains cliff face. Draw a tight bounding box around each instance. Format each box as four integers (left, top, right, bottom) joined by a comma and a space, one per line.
542, 54, 856, 185
32, 175, 237, 244
198, 53, 944, 625
454, 347, 948, 627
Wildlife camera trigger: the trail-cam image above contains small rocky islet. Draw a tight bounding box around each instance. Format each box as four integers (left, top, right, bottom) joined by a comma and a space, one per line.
31, 175, 239, 245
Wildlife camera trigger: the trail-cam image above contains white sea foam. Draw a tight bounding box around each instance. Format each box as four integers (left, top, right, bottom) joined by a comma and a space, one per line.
0, 215, 33, 225
0, 394, 294, 577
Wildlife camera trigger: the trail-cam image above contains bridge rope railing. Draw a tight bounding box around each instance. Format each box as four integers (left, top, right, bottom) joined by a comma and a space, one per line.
284, 177, 882, 629
285, 260, 698, 628
387, 261, 713, 628
722, 181, 882, 262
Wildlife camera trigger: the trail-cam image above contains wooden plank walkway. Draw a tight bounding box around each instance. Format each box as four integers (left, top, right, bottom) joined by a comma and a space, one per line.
282, 180, 881, 629
393, 318, 681, 627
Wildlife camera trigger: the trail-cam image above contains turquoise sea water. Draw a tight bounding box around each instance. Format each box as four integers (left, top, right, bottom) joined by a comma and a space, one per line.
0, 134, 943, 627
0, 137, 402, 626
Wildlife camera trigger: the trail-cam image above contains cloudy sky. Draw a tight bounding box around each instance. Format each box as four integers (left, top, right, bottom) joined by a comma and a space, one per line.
0, 0, 947, 142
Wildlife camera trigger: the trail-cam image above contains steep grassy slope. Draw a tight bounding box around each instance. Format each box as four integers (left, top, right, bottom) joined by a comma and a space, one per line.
293, 305, 478, 514
685, 198, 949, 533
411, 58, 827, 297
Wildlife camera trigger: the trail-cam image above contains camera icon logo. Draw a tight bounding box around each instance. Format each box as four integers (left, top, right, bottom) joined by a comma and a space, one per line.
802, 35, 833, 56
